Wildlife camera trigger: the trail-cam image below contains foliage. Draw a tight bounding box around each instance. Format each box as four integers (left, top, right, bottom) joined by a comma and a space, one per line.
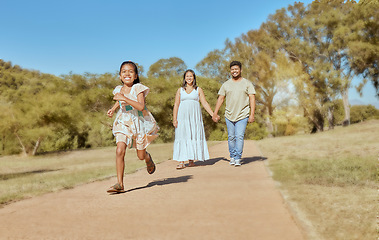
147, 57, 187, 79
195, 49, 230, 82
0, 60, 119, 155
1, 0, 378, 155
350, 104, 379, 123
348, 0, 379, 97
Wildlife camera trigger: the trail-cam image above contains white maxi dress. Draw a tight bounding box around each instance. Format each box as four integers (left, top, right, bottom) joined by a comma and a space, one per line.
173, 88, 210, 162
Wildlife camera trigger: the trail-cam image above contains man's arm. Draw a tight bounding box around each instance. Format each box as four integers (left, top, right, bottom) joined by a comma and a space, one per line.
248, 94, 255, 123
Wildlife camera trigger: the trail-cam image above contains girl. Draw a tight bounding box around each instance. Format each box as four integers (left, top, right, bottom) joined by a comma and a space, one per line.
107, 61, 159, 193
172, 69, 213, 169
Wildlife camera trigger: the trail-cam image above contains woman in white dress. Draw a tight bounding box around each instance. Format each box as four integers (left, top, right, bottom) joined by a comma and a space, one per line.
172, 69, 215, 169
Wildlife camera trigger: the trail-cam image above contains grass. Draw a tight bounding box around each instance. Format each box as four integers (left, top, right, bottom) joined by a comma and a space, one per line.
0, 143, 171, 206
256, 120, 378, 240
0, 141, 221, 207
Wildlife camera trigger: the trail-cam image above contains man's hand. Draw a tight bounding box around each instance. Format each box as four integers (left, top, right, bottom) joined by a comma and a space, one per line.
248, 114, 255, 123
212, 114, 220, 123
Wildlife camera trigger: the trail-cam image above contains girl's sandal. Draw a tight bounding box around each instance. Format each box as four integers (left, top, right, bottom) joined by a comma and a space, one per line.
146, 152, 156, 174
107, 183, 124, 193
176, 161, 186, 170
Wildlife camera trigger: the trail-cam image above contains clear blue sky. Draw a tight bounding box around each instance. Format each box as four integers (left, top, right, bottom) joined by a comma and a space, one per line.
1, 0, 377, 107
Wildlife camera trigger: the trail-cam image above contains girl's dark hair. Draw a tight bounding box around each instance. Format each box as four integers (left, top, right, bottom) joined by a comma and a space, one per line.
230, 60, 242, 69
182, 69, 197, 89
119, 61, 140, 85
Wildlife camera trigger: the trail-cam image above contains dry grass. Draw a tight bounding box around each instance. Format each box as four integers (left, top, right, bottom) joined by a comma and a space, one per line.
0, 141, 221, 207
0, 142, 176, 207
256, 120, 378, 240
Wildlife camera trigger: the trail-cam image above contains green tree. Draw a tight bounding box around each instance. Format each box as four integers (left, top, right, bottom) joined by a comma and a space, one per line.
264, 1, 359, 131
348, 0, 379, 97
147, 57, 187, 79
195, 49, 230, 82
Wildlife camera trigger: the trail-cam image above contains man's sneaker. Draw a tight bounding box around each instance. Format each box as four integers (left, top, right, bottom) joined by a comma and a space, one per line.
234, 159, 241, 166
229, 158, 235, 165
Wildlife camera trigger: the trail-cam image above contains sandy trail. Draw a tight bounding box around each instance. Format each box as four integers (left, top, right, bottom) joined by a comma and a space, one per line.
0, 141, 304, 240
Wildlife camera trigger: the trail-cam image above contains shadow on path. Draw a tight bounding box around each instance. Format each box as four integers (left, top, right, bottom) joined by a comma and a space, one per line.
194, 157, 224, 167
111, 175, 193, 195
0, 169, 63, 181
241, 156, 267, 165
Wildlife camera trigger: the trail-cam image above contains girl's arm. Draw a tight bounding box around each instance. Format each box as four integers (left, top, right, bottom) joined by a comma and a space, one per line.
113, 92, 145, 111
107, 102, 119, 118
172, 88, 181, 128
198, 87, 213, 117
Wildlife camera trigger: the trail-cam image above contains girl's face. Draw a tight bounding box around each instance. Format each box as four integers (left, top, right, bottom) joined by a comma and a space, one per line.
119, 64, 137, 86
185, 72, 194, 86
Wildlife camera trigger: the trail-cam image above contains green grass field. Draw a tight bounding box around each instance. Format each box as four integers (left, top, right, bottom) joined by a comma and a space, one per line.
256, 120, 378, 240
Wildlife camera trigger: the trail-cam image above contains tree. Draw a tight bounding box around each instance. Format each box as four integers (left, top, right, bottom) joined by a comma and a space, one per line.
195, 49, 229, 82
264, 1, 359, 131
147, 57, 187, 79
348, 0, 379, 97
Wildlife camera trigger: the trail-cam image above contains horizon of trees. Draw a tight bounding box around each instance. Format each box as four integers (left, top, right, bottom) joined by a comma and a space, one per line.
1, 0, 378, 156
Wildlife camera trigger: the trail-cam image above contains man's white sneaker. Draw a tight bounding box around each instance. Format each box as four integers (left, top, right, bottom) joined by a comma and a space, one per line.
234, 159, 241, 166
229, 158, 235, 165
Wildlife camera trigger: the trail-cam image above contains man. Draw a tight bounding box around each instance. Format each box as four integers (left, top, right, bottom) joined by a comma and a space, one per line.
212, 61, 256, 166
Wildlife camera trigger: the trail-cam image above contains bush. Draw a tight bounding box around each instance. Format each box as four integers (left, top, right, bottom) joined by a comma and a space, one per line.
350, 105, 379, 123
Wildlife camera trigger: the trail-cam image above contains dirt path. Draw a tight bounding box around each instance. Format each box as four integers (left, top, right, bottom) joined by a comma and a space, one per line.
0, 141, 304, 240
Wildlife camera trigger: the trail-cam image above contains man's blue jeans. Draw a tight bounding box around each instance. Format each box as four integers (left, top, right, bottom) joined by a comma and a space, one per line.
225, 117, 248, 160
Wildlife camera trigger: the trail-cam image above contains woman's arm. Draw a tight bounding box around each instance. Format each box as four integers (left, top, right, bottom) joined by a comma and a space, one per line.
172, 88, 181, 128
212, 95, 224, 122
198, 87, 213, 117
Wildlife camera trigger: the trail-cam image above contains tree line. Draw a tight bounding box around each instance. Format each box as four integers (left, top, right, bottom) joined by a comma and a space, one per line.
0, 0, 378, 156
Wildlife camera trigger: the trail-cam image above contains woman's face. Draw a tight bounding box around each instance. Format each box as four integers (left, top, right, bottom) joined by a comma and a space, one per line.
185, 72, 194, 86
119, 64, 137, 86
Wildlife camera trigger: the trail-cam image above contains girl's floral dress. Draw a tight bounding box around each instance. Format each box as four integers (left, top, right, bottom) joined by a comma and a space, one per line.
112, 83, 159, 150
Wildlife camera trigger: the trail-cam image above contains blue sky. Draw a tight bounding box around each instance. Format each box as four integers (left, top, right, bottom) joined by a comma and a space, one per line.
1, 0, 378, 107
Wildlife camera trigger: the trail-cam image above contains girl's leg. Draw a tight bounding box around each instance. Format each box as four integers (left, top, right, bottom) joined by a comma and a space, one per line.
137, 149, 156, 174
115, 142, 127, 187
136, 149, 147, 161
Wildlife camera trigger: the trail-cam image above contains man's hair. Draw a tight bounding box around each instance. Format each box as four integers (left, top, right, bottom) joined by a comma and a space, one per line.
230, 61, 242, 69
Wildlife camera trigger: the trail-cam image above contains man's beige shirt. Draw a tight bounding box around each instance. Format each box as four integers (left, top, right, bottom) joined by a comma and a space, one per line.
218, 78, 256, 122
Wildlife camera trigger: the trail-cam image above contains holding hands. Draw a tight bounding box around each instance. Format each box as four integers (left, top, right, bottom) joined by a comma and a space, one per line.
212, 113, 220, 123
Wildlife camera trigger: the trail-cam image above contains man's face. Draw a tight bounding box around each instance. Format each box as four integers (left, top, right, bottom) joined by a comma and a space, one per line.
230, 65, 241, 79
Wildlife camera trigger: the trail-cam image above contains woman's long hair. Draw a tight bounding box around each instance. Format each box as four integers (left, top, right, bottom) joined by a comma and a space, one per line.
182, 69, 197, 89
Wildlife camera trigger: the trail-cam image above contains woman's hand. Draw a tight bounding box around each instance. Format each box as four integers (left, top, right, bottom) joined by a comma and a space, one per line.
173, 120, 178, 128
